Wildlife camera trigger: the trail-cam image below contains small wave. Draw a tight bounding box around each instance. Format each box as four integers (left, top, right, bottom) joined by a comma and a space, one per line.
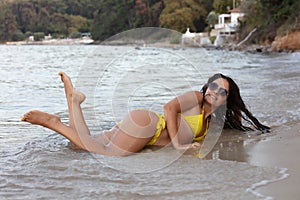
246, 167, 289, 200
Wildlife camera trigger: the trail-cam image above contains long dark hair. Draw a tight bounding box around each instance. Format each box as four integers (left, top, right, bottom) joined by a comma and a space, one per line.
201, 73, 270, 133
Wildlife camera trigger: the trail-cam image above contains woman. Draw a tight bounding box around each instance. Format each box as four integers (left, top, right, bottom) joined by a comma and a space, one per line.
21, 72, 269, 156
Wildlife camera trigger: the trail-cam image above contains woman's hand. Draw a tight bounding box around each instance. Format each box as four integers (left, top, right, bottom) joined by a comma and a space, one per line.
189, 142, 201, 149
163, 91, 203, 151
175, 142, 201, 150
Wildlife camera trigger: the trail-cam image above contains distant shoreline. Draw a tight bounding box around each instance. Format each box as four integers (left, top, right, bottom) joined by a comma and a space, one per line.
5, 38, 94, 46
4, 38, 299, 54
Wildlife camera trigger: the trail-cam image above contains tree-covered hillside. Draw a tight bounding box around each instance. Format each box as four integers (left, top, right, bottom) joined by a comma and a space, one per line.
0, 0, 299, 44
239, 0, 300, 44
0, 0, 214, 42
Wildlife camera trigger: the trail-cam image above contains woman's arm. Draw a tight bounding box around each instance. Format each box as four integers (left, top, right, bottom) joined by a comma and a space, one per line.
163, 91, 203, 150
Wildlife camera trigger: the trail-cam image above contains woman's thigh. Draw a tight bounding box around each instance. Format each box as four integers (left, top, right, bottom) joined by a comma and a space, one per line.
104, 110, 159, 155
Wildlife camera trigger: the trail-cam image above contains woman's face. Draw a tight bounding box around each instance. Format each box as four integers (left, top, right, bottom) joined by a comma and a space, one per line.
204, 78, 229, 108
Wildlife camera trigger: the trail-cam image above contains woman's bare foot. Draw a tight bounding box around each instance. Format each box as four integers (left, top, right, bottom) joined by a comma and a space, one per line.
73, 89, 86, 104
59, 72, 86, 104
21, 110, 61, 128
22, 111, 84, 150
58, 72, 73, 98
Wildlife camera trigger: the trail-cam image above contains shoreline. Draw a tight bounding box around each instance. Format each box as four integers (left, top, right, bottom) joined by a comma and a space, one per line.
203, 123, 300, 199
5, 38, 94, 46
247, 123, 300, 199
4, 29, 300, 52
4, 40, 298, 54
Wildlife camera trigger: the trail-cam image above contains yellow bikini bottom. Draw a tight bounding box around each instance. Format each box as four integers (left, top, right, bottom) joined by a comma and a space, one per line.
147, 111, 208, 145
118, 110, 166, 146
147, 112, 166, 145
119, 109, 207, 146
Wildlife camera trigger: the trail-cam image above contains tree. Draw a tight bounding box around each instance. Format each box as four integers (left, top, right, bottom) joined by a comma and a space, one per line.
92, 0, 136, 41
202, 0, 214, 13
213, 0, 241, 14
206, 11, 218, 31
51, 13, 70, 37
0, 2, 17, 41
159, 0, 207, 33
239, 0, 300, 43
69, 15, 89, 34
35, 7, 51, 33
11, 1, 38, 33
134, 0, 164, 27
65, 0, 99, 19
38, 0, 68, 15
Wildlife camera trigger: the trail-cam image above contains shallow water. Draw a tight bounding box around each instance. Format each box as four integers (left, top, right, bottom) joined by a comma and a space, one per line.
0, 45, 299, 199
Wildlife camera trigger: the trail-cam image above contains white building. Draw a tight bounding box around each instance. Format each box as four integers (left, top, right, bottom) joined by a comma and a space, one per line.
213, 8, 244, 36
211, 8, 244, 46
182, 28, 211, 46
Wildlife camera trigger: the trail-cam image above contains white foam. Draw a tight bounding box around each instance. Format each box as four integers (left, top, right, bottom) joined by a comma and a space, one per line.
246, 167, 289, 200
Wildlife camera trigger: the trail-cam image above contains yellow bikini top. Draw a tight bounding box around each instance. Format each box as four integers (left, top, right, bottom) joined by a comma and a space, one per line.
180, 107, 208, 141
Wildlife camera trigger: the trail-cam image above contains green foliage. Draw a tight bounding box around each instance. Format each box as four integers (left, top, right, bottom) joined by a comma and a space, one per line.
69, 31, 82, 39
206, 11, 218, 27
1, 0, 299, 44
92, 0, 164, 41
33, 32, 45, 41
213, 0, 241, 13
0, 2, 17, 41
0, 0, 211, 42
91, 0, 135, 41
12, 30, 26, 41
159, 0, 207, 33
25, 31, 33, 38
0, 0, 94, 41
210, 36, 216, 44
239, 0, 300, 43
35, 8, 51, 33
134, 0, 164, 27
51, 13, 69, 36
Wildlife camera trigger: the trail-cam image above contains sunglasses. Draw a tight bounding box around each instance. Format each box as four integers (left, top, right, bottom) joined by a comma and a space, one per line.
208, 82, 228, 97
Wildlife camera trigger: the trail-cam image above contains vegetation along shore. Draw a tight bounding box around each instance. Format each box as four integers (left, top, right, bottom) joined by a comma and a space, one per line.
1, 0, 299, 51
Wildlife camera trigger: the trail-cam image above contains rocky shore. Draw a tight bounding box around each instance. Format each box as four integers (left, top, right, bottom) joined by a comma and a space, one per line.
227, 29, 300, 53
4, 29, 300, 53
271, 30, 300, 52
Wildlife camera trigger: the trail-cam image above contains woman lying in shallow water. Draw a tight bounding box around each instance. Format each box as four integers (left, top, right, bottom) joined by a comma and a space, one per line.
21, 72, 270, 156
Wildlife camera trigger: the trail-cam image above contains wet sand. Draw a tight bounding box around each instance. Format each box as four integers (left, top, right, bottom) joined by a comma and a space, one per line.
248, 123, 300, 199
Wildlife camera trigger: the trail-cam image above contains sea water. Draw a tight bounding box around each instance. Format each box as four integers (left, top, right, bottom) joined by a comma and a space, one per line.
0, 45, 299, 199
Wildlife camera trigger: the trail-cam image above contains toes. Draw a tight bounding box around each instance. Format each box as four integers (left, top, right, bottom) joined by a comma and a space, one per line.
21, 112, 30, 122
58, 72, 65, 82
58, 72, 72, 84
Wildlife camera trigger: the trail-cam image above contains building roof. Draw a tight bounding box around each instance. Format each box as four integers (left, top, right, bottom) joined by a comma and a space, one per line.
229, 8, 242, 13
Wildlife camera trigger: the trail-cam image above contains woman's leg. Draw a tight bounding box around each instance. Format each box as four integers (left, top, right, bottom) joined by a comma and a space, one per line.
97, 109, 160, 155
59, 72, 90, 136
21, 110, 88, 150
22, 109, 159, 156
22, 72, 160, 156
58, 72, 161, 153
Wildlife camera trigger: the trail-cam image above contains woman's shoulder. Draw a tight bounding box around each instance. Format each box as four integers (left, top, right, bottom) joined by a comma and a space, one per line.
192, 90, 204, 101
179, 90, 204, 104
182, 90, 203, 96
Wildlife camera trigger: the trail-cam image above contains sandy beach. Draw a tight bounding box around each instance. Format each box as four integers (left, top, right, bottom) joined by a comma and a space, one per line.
248, 123, 300, 199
